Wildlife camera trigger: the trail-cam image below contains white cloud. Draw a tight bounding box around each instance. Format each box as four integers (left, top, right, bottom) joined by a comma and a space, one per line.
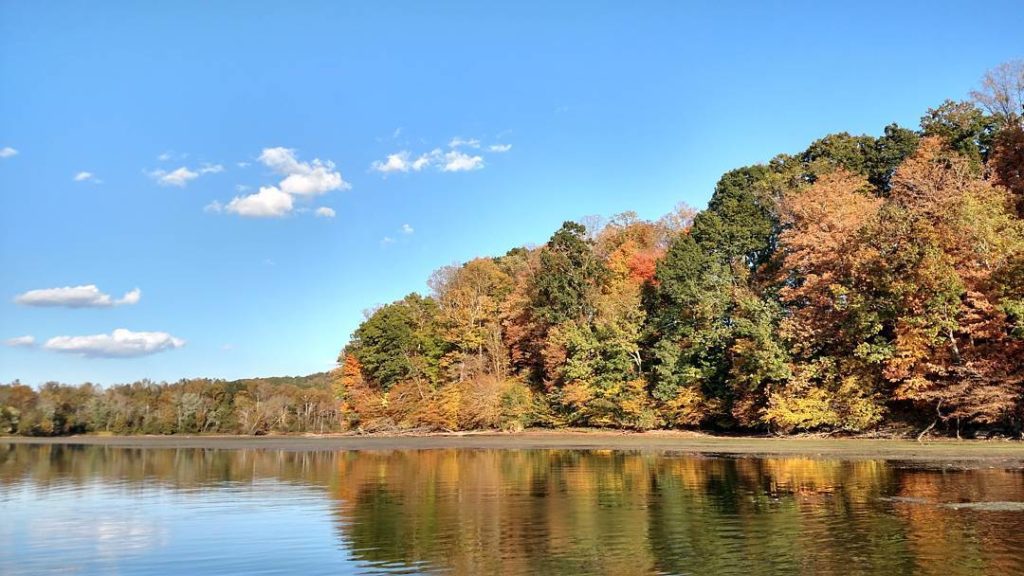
372, 138, 497, 175
14, 285, 141, 308
236, 161, 250, 168
257, 147, 349, 196
449, 137, 481, 149
369, 150, 444, 174
148, 161, 222, 187
401, 223, 414, 234
280, 167, 344, 195
442, 150, 484, 172
211, 148, 350, 217
380, 236, 395, 246
224, 186, 293, 217
44, 328, 185, 358
149, 166, 199, 187
412, 153, 434, 171
315, 206, 336, 218
73, 171, 101, 183
119, 288, 142, 305
371, 151, 415, 174
157, 152, 173, 161
5, 335, 35, 347
0, 147, 18, 158
259, 147, 305, 174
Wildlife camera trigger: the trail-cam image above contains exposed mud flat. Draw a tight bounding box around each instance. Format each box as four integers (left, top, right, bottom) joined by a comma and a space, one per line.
4, 429, 1024, 465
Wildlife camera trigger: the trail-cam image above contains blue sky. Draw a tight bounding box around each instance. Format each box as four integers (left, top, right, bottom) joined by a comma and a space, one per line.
1, 1, 1021, 385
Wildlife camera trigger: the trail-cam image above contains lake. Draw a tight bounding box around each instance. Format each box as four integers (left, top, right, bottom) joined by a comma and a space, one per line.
2, 443, 1023, 575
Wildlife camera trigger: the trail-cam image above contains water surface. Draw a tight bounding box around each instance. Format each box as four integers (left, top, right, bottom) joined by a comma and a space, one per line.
2, 443, 1023, 575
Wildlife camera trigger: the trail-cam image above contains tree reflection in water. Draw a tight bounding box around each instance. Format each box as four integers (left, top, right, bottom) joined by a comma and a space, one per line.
2, 444, 1023, 575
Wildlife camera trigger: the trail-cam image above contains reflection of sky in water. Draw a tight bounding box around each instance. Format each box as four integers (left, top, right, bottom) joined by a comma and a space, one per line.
1, 480, 374, 576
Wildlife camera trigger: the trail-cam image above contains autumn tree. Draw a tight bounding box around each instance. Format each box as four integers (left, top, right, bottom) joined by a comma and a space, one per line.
430, 258, 514, 382
990, 125, 1024, 216
881, 138, 1024, 431
772, 169, 885, 432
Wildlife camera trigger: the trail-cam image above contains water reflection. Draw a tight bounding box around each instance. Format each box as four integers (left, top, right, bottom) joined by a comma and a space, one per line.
1, 444, 1023, 575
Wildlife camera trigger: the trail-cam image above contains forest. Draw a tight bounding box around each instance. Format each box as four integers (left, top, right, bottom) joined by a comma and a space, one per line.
2, 61, 1023, 437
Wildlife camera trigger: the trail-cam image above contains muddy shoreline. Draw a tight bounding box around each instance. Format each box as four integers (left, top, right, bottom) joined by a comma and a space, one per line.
3, 429, 1024, 462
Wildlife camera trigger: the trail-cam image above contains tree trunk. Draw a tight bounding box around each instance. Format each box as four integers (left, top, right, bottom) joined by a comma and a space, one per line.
917, 400, 944, 443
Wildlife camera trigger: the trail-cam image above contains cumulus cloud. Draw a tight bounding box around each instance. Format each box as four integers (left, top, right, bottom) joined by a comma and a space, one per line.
372, 136, 499, 175
199, 163, 224, 174
223, 186, 294, 218
258, 147, 306, 174
371, 151, 416, 174
209, 148, 349, 218
280, 169, 345, 195
370, 149, 449, 174
44, 329, 185, 358
149, 166, 199, 187
441, 150, 484, 172
0, 147, 18, 158
380, 236, 395, 246
401, 223, 414, 234
315, 206, 336, 218
258, 147, 349, 196
370, 148, 483, 174
412, 154, 433, 171
5, 335, 35, 347
119, 288, 142, 305
14, 285, 141, 308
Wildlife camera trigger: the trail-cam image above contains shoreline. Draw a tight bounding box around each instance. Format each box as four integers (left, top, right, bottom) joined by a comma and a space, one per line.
4, 429, 1024, 461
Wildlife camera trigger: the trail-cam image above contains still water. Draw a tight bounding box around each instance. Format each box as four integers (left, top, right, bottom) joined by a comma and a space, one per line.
2, 444, 1023, 575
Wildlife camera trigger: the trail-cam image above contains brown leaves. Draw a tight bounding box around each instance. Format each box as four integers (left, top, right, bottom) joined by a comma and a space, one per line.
777, 169, 881, 349
990, 125, 1024, 216
890, 137, 975, 216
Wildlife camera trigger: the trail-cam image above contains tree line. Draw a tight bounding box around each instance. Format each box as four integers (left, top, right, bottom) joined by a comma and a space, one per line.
3, 61, 1022, 437
0, 374, 340, 436
337, 61, 1024, 436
